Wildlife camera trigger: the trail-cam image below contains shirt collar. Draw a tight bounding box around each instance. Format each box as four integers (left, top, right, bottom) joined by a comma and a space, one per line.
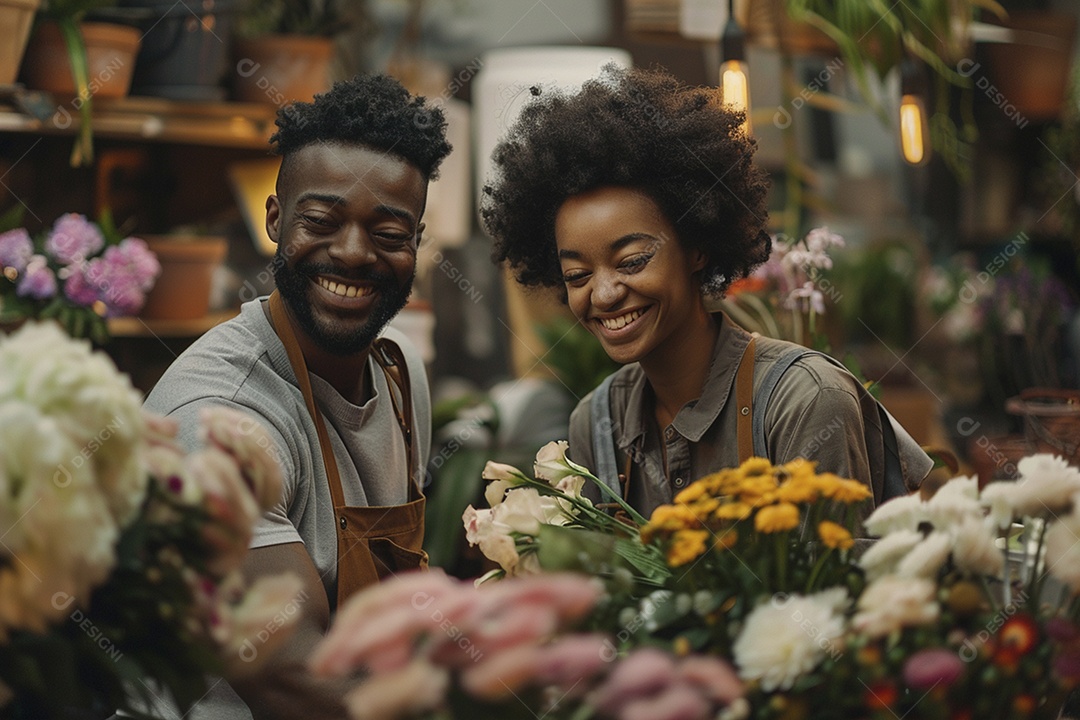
616, 313, 752, 449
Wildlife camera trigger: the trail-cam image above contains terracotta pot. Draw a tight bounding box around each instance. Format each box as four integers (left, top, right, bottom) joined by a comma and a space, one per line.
1006, 388, 1080, 467
21, 20, 141, 98
986, 10, 1078, 123
140, 236, 227, 321
232, 34, 334, 105
0, 0, 40, 85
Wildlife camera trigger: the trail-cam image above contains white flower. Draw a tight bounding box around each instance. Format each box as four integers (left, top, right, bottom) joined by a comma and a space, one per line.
462, 505, 525, 575
0, 397, 119, 637
1008, 454, 1080, 519
555, 475, 588, 500
1044, 509, 1080, 594
482, 461, 525, 482
950, 515, 1004, 577
896, 532, 952, 578
0, 322, 147, 526
858, 529, 924, 581
852, 576, 938, 638
924, 488, 982, 530
980, 481, 1018, 529
533, 440, 579, 484
482, 461, 528, 506
494, 487, 570, 535
733, 589, 848, 691
864, 493, 925, 536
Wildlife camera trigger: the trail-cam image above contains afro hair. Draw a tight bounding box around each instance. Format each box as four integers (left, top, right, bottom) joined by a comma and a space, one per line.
481, 65, 771, 297
271, 73, 452, 180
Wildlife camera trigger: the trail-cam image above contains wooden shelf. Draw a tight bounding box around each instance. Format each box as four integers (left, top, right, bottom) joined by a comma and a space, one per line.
108, 309, 238, 338
0, 95, 279, 149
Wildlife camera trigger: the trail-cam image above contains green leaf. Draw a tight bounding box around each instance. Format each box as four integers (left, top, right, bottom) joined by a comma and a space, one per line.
424, 448, 489, 569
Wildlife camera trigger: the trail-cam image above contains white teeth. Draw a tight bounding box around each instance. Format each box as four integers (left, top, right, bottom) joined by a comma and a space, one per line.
318, 278, 371, 298
599, 309, 643, 330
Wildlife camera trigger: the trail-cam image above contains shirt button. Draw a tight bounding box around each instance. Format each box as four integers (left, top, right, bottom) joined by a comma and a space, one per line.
673, 477, 685, 488
665, 427, 676, 441
340, 516, 348, 529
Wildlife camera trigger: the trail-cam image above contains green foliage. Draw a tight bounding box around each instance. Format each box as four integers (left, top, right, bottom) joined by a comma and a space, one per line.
235, 0, 371, 37
786, 0, 1006, 179
534, 316, 621, 401
828, 239, 919, 350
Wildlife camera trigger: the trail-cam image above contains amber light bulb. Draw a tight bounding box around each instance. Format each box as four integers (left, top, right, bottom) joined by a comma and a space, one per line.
721, 59, 751, 134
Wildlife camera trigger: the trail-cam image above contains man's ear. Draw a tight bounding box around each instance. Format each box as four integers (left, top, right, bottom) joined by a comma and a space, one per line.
265, 195, 281, 244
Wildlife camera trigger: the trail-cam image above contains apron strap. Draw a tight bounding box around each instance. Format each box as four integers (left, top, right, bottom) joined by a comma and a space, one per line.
735, 336, 757, 463
267, 291, 347, 509
371, 338, 419, 500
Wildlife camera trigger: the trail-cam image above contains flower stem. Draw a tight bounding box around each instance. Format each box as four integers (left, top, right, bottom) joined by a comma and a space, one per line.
58, 17, 94, 167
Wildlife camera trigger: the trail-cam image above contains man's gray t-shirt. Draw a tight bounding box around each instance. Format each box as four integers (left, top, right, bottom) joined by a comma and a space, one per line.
139, 297, 431, 719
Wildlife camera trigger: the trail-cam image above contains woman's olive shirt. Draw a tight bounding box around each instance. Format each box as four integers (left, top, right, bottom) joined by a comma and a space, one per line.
568, 314, 933, 523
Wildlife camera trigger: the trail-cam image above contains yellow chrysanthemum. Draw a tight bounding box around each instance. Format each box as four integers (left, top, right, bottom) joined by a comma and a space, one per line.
780, 457, 818, 482
776, 478, 819, 504
739, 457, 773, 476
674, 481, 709, 505
738, 474, 779, 497
821, 476, 873, 504
667, 529, 709, 566
714, 501, 753, 521
817, 520, 854, 550
642, 504, 700, 543
713, 528, 738, 550
754, 502, 800, 533
689, 497, 721, 519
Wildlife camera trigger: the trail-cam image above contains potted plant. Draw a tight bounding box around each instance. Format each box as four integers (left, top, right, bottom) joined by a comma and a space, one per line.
985, 0, 1078, 123
782, 0, 1006, 176
231, 0, 373, 105
20, 0, 141, 166
0, 0, 40, 85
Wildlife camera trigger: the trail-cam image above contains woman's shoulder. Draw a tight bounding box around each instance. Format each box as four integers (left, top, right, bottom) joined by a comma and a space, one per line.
750, 336, 859, 394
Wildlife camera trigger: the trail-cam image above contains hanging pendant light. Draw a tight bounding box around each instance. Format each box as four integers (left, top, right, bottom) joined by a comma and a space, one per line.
720, 0, 751, 134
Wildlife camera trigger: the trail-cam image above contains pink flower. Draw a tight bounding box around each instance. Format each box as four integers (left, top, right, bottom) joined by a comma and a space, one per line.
198, 406, 283, 511
63, 262, 99, 307
46, 213, 103, 264
476, 573, 602, 624
469, 602, 559, 656
0, 228, 32, 272
676, 655, 743, 705
533, 634, 612, 688
591, 648, 678, 714
310, 570, 458, 676
619, 683, 711, 720
15, 256, 56, 299
460, 644, 542, 700
343, 658, 449, 720
902, 648, 964, 690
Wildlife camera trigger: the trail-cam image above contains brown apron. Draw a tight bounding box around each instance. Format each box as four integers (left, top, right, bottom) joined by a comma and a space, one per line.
267, 291, 427, 607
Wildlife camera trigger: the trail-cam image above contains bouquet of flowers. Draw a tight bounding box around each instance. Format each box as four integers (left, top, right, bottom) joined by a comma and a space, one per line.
311, 442, 1080, 720
462, 441, 668, 586
0, 322, 303, 718
0, 212, 160, 343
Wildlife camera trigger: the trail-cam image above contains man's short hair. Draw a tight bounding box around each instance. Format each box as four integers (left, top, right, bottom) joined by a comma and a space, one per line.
270, 74, 453, 180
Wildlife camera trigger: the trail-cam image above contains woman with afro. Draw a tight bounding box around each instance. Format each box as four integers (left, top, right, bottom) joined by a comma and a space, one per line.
481, 65, 931, 518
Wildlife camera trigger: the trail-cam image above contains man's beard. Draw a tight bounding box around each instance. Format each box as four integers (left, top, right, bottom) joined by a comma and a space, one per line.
272, 249, 414, 356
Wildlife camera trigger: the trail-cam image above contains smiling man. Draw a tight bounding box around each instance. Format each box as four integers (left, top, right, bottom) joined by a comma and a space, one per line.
143, 74, 451, 719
